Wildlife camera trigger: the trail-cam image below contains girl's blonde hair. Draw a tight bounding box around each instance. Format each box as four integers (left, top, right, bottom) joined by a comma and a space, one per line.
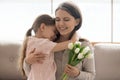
18, 14, 55, 77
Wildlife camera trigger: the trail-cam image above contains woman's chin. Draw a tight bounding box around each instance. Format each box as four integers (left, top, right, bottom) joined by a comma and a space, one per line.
60, 32, 70, 37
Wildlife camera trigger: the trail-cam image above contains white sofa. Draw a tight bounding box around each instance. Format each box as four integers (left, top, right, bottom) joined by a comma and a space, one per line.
94, 43, 120, 80
0, 41, 120, 80
0, 41, 23, 80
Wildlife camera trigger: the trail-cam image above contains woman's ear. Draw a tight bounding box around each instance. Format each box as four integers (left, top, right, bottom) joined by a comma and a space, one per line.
75, 18, 80, 26
40, 23, 46, 31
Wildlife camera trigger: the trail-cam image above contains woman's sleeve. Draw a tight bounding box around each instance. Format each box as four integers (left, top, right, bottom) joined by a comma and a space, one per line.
75, 58, 96, 80
23, 59, 31, 77
75, 40, 96, 80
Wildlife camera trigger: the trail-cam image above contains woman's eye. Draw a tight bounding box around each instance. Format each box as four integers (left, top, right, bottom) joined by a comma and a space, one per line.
64, 18, 70, 21
64, 19, 69, 21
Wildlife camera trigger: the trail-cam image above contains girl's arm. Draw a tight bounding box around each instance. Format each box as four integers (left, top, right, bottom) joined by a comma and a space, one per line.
52, 40, 73, 52
52, 33, 77, 52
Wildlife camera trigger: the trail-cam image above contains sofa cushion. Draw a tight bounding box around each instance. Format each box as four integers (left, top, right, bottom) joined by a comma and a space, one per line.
0, 41, 23, 80
94, 43, 120, 80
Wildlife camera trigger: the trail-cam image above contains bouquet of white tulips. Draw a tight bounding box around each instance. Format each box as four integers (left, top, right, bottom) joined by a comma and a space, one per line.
61, 41, 93, 80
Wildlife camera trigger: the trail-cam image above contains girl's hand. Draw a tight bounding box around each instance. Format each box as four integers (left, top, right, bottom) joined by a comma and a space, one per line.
64, 64, 80, 77
25, 48, 46, 64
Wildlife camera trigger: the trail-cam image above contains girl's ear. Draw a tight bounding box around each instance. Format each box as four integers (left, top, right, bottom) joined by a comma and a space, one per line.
75, 18, 80, 26
40, 23, 46, 31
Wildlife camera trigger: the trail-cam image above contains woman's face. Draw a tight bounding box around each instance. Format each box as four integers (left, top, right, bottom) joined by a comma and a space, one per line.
55, 9, 78, 36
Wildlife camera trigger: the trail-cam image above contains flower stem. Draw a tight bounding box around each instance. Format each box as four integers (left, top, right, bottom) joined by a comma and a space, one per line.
61, 73, 68, 80
70, 53, 76, 65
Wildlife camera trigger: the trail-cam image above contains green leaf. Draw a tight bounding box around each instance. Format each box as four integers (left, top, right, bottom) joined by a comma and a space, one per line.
68, 50, 74, 64
84, 50, 91, 58
70, 59, 83, 66
80, 46, 86, 52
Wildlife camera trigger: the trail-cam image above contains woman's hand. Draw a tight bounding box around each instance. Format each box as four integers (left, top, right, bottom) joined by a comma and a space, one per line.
64, 64, 80, 78
25, 48, 46, 64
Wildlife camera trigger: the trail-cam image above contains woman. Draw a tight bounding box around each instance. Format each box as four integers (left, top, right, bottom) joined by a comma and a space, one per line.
23, 1, 95, 80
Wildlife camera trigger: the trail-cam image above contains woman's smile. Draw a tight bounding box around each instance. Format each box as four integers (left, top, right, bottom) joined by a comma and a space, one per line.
58, 26, 68, 31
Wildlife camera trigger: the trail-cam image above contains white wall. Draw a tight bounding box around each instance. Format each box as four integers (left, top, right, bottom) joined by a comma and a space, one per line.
0, 0, 119, 42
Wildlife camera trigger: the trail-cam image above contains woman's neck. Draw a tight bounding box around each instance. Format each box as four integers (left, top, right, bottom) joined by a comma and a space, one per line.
58, 34, 70, 42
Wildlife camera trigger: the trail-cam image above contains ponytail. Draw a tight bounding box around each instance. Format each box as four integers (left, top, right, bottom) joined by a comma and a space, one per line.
26, 27, 33, 37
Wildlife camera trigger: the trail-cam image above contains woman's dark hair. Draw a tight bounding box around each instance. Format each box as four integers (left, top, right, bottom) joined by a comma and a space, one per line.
55, 1, 82, 40
26, 14, 55, 37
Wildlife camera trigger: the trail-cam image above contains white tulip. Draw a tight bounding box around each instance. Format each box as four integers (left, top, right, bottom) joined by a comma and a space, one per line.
77, 53, 83, 59
68, 43, 74, 50
82, 46, 90, 54
74, 48, 80, 54
75, 41, 81, 45
87, 53, 93, 59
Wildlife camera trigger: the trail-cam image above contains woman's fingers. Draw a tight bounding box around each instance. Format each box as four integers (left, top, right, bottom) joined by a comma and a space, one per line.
26, 50, 47, 64
26, 48, 48, 64
30, 48, 36, 54
34, 53, 47, 58
64, 64, 70, 73
34, 53, 48, 63
64, 64, 80, 77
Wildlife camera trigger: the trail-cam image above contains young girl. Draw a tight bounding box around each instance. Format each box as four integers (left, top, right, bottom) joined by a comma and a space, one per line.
19, 14, 76, 80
